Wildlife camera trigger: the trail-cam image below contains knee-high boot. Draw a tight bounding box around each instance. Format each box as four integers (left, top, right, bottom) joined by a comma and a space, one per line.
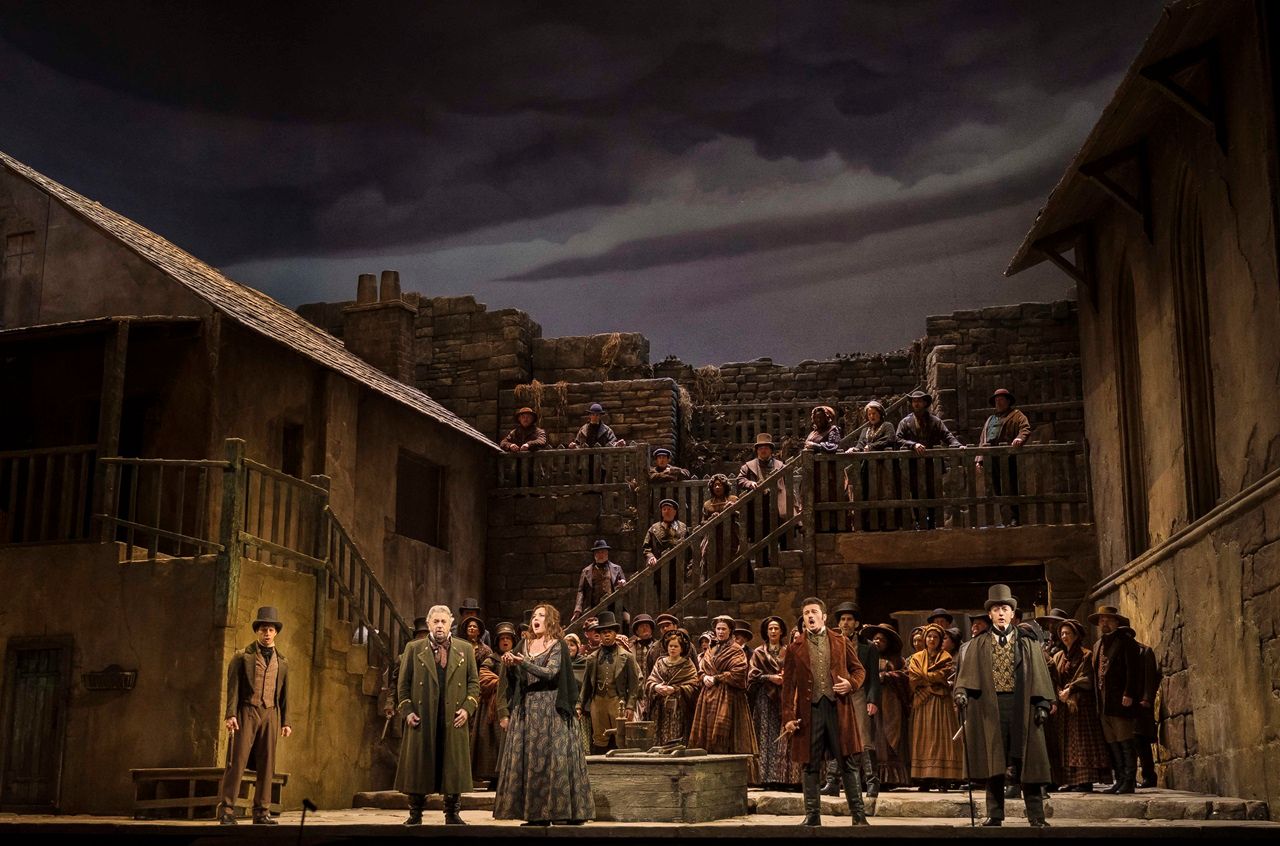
863, 750, 880, 798
1104, 742, 1125, 794
1022, 783, 1049, 827
801, 768, 822, 826
1137, 738, 1156, 788
1116, 739, 1137, 794
821, 758, 841, 795
841, 757, 870, 826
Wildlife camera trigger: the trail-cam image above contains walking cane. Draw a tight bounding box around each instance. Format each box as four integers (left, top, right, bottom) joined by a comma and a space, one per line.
297, 798, 316, 846
953, 709, 976, 827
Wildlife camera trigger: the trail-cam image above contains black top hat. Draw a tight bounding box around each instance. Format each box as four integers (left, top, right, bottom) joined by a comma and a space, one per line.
927, 608, 954, 625
658, 498, 680, 511
990, 388, 1016, 406
908, 389, 934, 406
458, 597, 482, 612
759, 615, 788, 642
861, 622, 902, 654
652, 448, 673, 459
594, 611, 622, 631
252, 606, 284, 632
753, 433, 776, 449
590, 539, 612, 552
411, 616, 430, 635
732, 619, 753, 641
831, 602, 861, 620
984, 584, 1019, 613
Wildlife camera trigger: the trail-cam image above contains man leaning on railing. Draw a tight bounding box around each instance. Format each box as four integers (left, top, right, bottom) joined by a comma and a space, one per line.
975, 388, 1032, 527
894, 390, 964, 530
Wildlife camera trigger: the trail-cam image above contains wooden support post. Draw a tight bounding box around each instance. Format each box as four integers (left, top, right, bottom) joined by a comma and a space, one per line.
801, 451, 817, 597
94, 320, 129, 542
214, 439, 247, 629
310, 475, 331, 667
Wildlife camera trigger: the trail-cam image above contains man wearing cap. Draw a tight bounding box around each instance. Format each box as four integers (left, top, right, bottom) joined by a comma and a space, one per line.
577, 612, 641, 754
500, 407, 548, 452
976, 388, 1032, 526
630, 614, 659, 719
648, 448, 691, 482
831, 602, 883, 797
217, 607, 292, 825
1088, 605, 1142, 794
456, 598, 491, 647
643, 499, 688, 569
569, 403, 626, 449
782, 598, 870, 826
395, 605, 480, 826
954, 584, 1053, 827
895, 391, 963, 530
573, 540, 627, 620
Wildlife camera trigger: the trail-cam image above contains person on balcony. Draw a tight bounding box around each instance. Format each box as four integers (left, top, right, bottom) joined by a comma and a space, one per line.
1088, 605, 1142, 794
737, 433, 791, 563
568, 403, 626, 448
691, 616, 760, 781
577, 612, 641, 754
844, 400, 899, 531
648, 447, 691, 482
895, 391, 963, 530
643, 499, 689, 587
803, 405, 843, 452
975, 388, 1032, 526
500, 407, 548, 452
572, 540, 626, 621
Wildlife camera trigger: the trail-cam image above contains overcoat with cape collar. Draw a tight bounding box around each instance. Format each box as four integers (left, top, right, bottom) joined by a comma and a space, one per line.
954, 628, 1055, 783
394, 635, 480, 795
781, 627, 867, 763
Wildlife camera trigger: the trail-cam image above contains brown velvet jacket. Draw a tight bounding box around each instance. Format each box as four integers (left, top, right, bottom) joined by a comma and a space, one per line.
781, 627, 867, 763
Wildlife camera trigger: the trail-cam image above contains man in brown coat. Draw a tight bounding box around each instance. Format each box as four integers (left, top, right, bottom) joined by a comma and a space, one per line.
895, 391, 963, 529
782, 597, 869, 826
976, 388, 1032, 526
499, 407, 548, 452
218, 607, 292, 825
1089, 605, 1142, 794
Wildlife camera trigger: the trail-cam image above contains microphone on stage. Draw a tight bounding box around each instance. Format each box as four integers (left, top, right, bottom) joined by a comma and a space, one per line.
298, 798, 317, 846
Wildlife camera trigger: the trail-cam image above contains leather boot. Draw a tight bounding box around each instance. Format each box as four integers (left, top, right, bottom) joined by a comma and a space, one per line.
1116, 739, 1137, 794
403, 794, 424, 826
251, 811, 277, 826
863, 750, 880, 798
820, 759, 841, 796
1003, 760, 1021, 799
841, 758, 869, 826
982, 775, 1004, 826
444, 794, 467, 825
1023, 783, 1050, 827
801, 769, 822, 826
1104, 743, 1125, 794
1137, 739, 1157, 788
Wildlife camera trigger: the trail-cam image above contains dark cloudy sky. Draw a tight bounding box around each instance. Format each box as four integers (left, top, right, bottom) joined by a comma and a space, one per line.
0, 1, 1161, 364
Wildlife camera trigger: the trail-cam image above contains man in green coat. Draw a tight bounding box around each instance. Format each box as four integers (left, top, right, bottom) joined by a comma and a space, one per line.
954, 584, 1054, 828
395, 605, 480, 826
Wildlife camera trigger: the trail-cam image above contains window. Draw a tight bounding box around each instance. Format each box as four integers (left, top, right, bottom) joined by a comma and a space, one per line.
3, 232, 37, 281
395, 450, 447, 549
1115, 270, 1150, 559
281, 423, 304, 479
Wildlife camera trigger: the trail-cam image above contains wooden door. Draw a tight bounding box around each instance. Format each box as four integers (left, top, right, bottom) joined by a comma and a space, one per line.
1, 640, 71, 811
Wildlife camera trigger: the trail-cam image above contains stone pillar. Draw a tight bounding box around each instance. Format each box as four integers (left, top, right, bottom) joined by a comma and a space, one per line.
343, 271, 418, 384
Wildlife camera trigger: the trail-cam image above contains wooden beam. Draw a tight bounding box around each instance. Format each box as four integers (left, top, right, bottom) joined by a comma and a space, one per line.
1139, 42, 1226, 152
1079, 143, 1153, 242
1032, 225, 1095, 308
94, 320, 129, 542
214, 438, 246, 628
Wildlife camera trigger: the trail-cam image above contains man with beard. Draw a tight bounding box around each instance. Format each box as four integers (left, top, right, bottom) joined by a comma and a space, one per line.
1088, 605, 1142, 794
395, 605, 480, 826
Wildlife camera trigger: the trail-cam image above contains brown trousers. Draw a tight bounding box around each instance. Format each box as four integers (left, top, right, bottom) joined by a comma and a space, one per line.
219, 703, 280, 815
851, 688, 874, 753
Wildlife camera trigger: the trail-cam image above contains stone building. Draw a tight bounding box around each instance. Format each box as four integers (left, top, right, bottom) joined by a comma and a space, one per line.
1006, 0, 1280, 806
0, 151, 499, 812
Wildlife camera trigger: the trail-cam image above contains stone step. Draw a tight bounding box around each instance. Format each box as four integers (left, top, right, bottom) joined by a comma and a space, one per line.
753, 566, 785, 585
749, 789, 1269, 821
776, 550, 804, 569
729, 583, 760, 603
705, 599, 731, 617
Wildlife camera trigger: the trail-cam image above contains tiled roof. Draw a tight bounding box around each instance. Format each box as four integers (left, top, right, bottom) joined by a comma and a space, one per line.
1, 151, 499, 452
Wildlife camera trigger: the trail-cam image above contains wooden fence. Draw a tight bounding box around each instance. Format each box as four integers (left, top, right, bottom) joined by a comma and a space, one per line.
495, 444, 648, 490
0, 445, 97, 545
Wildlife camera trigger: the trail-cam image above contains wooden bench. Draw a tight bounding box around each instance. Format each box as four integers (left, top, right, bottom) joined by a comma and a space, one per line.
130, 767, 288, 820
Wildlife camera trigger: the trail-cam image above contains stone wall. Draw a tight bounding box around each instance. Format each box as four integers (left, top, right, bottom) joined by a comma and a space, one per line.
499, 378, 681, 450
923, 300, 1078, 364
656, 352, 921, 407
532, 333, 651, 383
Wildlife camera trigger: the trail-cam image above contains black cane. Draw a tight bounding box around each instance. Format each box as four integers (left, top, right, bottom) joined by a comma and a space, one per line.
956, 708, 976, 827
297, 798, 316, 846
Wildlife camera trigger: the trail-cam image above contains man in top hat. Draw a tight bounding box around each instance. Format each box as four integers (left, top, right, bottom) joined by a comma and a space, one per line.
577, 612, 641, 754
569, 402, 626, 449
782, 597, 870, 826
1088, 605, 1142, 794
732, 619, 754, 649
648, 448, 691, 482
500, 407, 548, 452
643, 499, 688, 570
218, 607, 292, 825
976, 388, 1032, 526
954, 584, 1054, 827
395, 605, 480, 826
456, 598, 491, 646
895, 391, 963, 530
827, 602, 883, 796
573, 540, 627, 620
629, 613, 659, 718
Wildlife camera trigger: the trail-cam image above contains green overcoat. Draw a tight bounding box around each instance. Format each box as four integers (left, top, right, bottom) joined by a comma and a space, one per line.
394, 636, 480, 795
954, 630, 1055, 783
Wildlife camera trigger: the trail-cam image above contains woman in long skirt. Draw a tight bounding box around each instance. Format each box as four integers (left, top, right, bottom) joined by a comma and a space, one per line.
863, 623, 911, 789
908, 623, 964, 789
564, 633, 591, 757
493, 604, 594, 826
747, 617, 802, 788
644, 629, 700, 745
1053, 620, 1113, 791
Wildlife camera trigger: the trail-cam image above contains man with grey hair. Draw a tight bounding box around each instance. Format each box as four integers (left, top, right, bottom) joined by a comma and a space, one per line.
395, 605, 480, 826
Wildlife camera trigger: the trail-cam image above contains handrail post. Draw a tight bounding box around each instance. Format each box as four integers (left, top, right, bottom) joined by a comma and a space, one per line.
309, 474, 332, 667
214, 438, 246, 628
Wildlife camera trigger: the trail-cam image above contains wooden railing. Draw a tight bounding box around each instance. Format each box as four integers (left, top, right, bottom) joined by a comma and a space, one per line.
566, 454, 802, 634
0, 445, 97, 545
322, 507, 412, 664
837, 389, 917, 449
958, 357, 1083, 440
239, 458, 328, 572
99, 454, 226, 559
692, 399, 854, 452
495, 444, 648, 490
807, 442, 1091, 532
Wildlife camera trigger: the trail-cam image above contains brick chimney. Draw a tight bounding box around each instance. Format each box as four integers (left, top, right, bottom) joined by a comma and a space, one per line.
342, 270, 418, 384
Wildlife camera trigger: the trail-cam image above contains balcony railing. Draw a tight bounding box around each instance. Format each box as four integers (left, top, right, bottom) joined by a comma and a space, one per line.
0, 445, 97, 545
